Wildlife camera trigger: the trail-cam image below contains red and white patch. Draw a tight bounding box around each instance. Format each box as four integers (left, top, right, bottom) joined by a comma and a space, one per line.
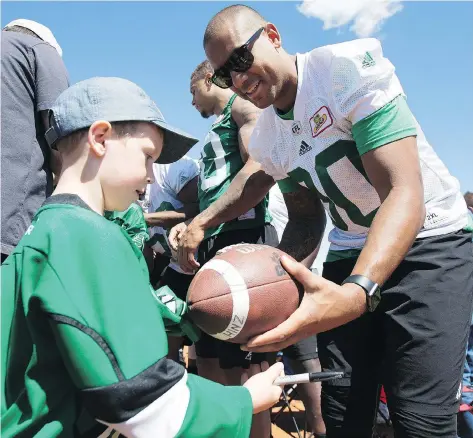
309, 106, 333, 138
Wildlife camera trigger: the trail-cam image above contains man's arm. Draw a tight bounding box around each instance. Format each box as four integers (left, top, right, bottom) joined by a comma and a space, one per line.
279, 186, 326, 263
35, 43, 69, 182
41, 110, 62, 180
232, 96, 262, 163
177, 161, 275, 272
145, 204, 200, 228
242, 135, 425, 353
351, 136, 425, 285
145, 176, 199, 228
177, 98, 271, 272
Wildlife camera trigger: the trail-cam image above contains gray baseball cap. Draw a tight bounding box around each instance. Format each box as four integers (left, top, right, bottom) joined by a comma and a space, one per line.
45, 77, 198, 164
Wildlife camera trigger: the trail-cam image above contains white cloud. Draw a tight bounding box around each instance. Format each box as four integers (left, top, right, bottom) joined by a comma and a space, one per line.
297, 0, 403, 38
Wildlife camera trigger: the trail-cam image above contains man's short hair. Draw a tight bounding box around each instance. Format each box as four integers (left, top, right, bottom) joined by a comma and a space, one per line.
204, 4, 266, 48
191, 60, 214, 83
4, 25, 41, 39
465, 191, 473, 209
56, 122, 145, 155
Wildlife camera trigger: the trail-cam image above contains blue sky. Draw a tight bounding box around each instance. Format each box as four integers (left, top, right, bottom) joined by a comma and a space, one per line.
2, 1, 472, 192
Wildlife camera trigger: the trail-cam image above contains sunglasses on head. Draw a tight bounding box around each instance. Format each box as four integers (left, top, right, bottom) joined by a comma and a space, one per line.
211, 27, 265, 89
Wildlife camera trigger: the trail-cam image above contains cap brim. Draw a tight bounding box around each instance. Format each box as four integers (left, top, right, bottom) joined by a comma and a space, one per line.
153, 121, 198, 164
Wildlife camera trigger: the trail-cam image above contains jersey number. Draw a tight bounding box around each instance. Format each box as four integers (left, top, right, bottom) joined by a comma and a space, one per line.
200, 131, 228, 191
288, 140, 377, 231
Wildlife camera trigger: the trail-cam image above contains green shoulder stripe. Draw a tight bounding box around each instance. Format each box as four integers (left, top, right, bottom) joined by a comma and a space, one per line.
277, 177, 300, 194
352, 95, 417, 156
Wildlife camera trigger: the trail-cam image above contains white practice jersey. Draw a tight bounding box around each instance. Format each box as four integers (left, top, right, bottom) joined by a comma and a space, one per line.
148, 156, 199, 274
249, 38, 467, 251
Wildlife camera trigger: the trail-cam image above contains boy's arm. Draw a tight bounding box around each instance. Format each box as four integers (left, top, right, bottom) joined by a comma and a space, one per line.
39, 238, 252, 437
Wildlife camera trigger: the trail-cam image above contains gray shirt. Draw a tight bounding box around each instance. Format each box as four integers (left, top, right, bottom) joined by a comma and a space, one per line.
1, 31, 69, 255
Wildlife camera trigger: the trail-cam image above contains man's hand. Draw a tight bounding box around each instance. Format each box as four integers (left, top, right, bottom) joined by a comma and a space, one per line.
177, 220, 205, 273
168, 222, 188, 252
242, 256, 367, 352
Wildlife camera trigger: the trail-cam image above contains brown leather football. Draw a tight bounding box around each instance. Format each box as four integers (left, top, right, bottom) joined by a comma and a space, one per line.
187, 244, 303, 344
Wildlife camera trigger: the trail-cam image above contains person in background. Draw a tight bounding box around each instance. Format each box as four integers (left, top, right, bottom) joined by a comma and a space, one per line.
145, 157, 199, 364
458, 192, 473, 438
1, 19, 69, 262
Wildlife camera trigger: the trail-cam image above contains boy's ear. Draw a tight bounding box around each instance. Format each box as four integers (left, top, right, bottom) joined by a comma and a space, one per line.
88, 121, 113, 157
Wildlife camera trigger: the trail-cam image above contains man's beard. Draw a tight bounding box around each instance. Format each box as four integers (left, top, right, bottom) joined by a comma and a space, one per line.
200, 110, 211, 119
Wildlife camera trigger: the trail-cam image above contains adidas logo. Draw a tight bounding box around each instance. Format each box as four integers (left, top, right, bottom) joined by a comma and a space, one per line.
362, 51, 376, 69
299, 140, 312, 156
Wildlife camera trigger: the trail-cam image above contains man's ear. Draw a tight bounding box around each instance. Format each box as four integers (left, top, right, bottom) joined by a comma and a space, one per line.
88, 121, 113, 157
205, 72, 213, 88
265, 23, 282, 49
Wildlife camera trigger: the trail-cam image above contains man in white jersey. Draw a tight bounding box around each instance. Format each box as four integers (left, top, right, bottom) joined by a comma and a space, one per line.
145, 157, 199, 362
146, 157, 200, 285
177, 5, 473, 437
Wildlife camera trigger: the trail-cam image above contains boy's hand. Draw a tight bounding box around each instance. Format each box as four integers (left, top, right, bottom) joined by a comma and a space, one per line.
243, 362, 284, 414
152, 285, 201, 342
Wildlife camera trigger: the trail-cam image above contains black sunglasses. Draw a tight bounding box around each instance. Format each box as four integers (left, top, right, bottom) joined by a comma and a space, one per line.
211, 27, 265, 89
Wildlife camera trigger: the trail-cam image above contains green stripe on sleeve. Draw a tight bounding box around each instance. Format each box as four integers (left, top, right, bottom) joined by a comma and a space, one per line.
352, 95, 417, 156
277, 177, 300, 194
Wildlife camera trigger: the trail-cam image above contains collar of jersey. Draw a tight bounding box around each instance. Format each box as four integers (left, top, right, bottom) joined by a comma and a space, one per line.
42, 193, 93, 211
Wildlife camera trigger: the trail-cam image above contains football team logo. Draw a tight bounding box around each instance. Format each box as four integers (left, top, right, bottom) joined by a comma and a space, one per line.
291, 121, 302, 135
309, 106, 333, 138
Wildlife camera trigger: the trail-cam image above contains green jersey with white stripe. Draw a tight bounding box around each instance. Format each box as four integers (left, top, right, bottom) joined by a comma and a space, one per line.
1, 195, 252, 438
199, 94, 272, 239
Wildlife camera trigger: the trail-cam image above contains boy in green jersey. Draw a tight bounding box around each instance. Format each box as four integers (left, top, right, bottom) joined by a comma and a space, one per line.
1, 77, 283, 438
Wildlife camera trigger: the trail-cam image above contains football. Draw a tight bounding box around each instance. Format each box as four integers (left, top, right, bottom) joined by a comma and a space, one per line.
187, 244, 303, 344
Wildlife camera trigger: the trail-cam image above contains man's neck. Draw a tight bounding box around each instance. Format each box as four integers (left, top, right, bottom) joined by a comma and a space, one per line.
213, 89, 235, 116
274, 53, 298, 113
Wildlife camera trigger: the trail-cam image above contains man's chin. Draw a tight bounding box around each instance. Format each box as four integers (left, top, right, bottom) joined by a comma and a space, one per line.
251, 94, 272, 110
200, 111, 211, 119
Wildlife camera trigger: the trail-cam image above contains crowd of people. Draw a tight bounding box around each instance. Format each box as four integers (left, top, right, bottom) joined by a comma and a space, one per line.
2, 5, 473, 438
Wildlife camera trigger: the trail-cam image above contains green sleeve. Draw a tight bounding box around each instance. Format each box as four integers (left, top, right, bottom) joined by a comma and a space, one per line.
40, 231, 168, 389
277, 177, 300, 194
125, 205, 149, 250
177, 375, 253, 438
352, 95, 418, 156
